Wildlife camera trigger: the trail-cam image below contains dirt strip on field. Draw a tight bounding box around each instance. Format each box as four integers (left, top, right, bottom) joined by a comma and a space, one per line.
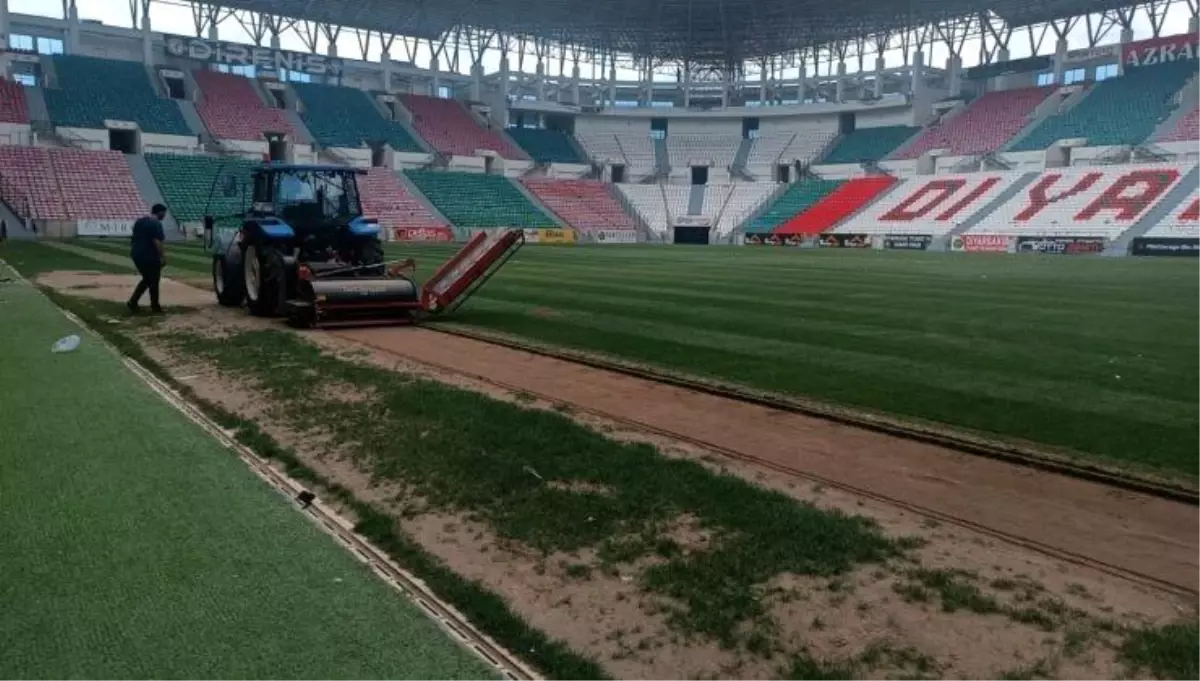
330, 326, 1199, 595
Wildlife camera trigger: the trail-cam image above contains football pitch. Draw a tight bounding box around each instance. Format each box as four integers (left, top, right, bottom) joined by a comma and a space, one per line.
24, 238, 1200, 480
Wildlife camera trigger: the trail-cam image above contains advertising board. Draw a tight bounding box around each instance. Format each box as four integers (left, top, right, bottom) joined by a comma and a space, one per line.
594, 229, 637, 244
1130, 237, 1200, 257
818, 233, 871, 248
392, 226, 455, 243
883, 234, 933, 250
950, 234, 1012, 253
77, 219, 135, 237
524, 228, 577, 245
1015, 236, 1106, 255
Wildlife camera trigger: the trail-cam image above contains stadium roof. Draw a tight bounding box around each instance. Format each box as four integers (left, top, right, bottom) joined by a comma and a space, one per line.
213, 0, 1138, 65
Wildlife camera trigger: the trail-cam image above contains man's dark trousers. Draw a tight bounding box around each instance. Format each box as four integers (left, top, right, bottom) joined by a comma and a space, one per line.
130, 258, 162, 310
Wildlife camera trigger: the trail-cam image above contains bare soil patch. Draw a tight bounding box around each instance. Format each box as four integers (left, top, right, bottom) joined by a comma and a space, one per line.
37, 271, 215, 308
70, 296, 1196, 679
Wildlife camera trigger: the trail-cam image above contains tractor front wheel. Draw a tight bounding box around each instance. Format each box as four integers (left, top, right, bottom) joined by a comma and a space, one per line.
243, 244, 286, 317
213, 255, 245, 307
356, 239, 386, 277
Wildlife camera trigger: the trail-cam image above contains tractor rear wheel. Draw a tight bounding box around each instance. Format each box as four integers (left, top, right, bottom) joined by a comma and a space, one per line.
244, 244, 286, 317
213, 255, 244, 307
356, 239, 385, 277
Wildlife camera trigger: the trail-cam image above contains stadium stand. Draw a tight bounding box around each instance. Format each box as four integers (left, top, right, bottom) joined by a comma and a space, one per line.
662, 185, 691, 221
521, 178, 637, 232
358, 168, 449, 233
667, 134, 740, 168
616, 184, 670, 233
145, 153, 258, 222
782, 175, 898, 234
820, 125, 920, 164
1142, 187, 1199, 237
0, 146, 67, 219
400, 94, 526, 159
507, 128, 586, 163
779, 131, 838, 165
895, 86, 1055, 159
194, 69, 296, 141
576, 133, 625, 164
292, 82, 422, 151
404, 170, 553, 228
715, 183, 778, 236
1155, 105, 1200, 142
49, 148, 144, 220
44, 55, 190, 134
1011, 61, 1198, 150
967, 164, 1193, 238
0, 79, 30, 123
744, 179, 843, 233
839, 172, 1021, 235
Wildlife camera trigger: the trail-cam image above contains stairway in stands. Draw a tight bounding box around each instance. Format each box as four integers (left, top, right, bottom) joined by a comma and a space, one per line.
776, 176, 898, 235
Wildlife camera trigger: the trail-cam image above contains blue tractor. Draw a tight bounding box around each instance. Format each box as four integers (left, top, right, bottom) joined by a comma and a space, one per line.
204, 163, 524, 327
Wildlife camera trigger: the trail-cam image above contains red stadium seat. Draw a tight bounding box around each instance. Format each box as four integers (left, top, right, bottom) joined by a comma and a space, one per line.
520, 178, 636, 233
194, 70, 296, 142
399, 95, 527, 160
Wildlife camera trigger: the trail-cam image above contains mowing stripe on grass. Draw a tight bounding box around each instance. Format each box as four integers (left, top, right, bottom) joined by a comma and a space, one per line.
0, 264, 497, 680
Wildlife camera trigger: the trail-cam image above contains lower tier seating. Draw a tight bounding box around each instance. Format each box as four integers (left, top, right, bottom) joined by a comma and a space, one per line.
359, 168, 449, 235
615, 184, 669, 234
508, 128, 586, 164
145, 153, 259, 223
715, 183, 778, 236
744, 180, 843, 233
521, 178, 636, 232
779, 176, 898, 234
0, 146, 68, 219
404, 170, 554, 229
839, 172, 1022, 235
0, 79, 30, 123
0, 146, 145, 221
1142, 187, 1199, 237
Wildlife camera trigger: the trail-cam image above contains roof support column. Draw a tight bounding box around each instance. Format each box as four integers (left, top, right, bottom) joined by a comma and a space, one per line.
946, 54, 962, 98
1052, 36, 1068, 84
910, 48, 927, 121
798, 51, 809, 104
994, 47, 1010, 90
835, 61, 846, 103
571, 63, 580, 105
66, 0, 80, 54
607, 55, 616, 109
874, 56, 885, 98
721, 69, 730, 107
499, 55, 511, 102
0, 0, 9, 52
682, 61, 691, 108
759, 58, 768, 105
140, 0, 153, 65
470, 63, 482, 101
429, 56, 440, 97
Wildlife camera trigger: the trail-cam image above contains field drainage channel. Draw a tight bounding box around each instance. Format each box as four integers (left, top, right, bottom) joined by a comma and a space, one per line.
330, 324, 1199, 599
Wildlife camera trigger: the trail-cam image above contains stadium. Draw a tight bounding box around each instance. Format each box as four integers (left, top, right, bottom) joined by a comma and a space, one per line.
0, 0, 1197, 676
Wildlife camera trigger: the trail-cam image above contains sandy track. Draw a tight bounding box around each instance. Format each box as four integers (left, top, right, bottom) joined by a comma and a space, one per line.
332, 326, 1199, 595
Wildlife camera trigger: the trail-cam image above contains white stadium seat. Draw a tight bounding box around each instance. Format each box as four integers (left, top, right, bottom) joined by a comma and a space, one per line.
838, 172, 1021, 236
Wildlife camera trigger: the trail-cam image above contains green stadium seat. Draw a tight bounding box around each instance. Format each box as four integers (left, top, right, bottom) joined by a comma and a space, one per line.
745, 179, 843, 233
821, 125, 920, 164
292, 82, 423, 151
145, 153, 258, 223
507, 128, 586, 163
404, 170, 556, 229
1012, 60, 1198, 151
45, 55, 190, 135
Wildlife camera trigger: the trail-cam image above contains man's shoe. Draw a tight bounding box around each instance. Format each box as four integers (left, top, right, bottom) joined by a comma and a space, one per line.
126, 301, 140, 314
150, 306, 165, 315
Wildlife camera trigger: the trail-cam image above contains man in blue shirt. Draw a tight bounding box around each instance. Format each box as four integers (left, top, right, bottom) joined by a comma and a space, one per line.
127, 204, 167, 314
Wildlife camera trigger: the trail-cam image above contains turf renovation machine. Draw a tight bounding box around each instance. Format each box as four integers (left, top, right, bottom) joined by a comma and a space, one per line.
203, 163, 523, 327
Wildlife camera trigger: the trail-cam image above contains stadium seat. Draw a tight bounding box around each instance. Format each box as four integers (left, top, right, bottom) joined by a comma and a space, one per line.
715, 183, 778, 236
667, 134, 740, 168
145, 153, 258, 223
359, 168, 449, 233
840, 172, 1023, 235
0, 79, 30, 123
1154, 105, 1200, 143
576, 132, 656, 176
616, 184, 670, 234
194, 69, 296, 141
1142, 186, 1199, 237
1011, 61, 1198, 151
0, 146, 67, 219
400, 95, 526, 159
968, 164, 1193, 239
404, 170, 553, 229
292, 82, 422, 151
896, 86, 1055, 159
744, 179, 843, 233
49, 148, 144, 220
780, 176, 898, 234
521, 178, 636, 232
821, 125, 920, 164
508, 128, 586, 163
44, 55, 190, 135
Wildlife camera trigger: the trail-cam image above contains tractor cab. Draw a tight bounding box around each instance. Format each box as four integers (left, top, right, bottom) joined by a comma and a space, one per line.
246, 165, 378, 261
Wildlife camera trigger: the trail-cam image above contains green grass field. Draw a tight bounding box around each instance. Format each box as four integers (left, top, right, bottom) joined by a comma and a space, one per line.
25, 238, 1199, 480
0, 260, 495, 679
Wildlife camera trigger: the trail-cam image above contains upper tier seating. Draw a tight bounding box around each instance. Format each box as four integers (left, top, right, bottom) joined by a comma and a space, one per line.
616, 184, 669, 234
0, 79, 30, 123
782, 176, 898, 235
194, 70, 296, 141
968, 164, 1194, 239
896, 86, 1055, 159
0, 146, 67, 219
292, 82, 421, 151
779, 131, 838, 165
575, 133, 624, 164
576, 132, 657, 176
1142, 186, 1199, 237
744, 179, 843, 233
1154, 105, 1200, 142
667, 134, 740, 168
715, 183, 778, 236
1011, 61, 1198, 151
359, 168, 448, 234
50, 148, 144, 220
821, 125, 920, 164
744, 134, 793, 173
400, 95, 526, 159
404, 170, 553, 229
145, 153, 258, 223
521, 178, 636, 233
508, 128, 585, 163
45, 55, 189, 135
840, 172, 1023, 235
